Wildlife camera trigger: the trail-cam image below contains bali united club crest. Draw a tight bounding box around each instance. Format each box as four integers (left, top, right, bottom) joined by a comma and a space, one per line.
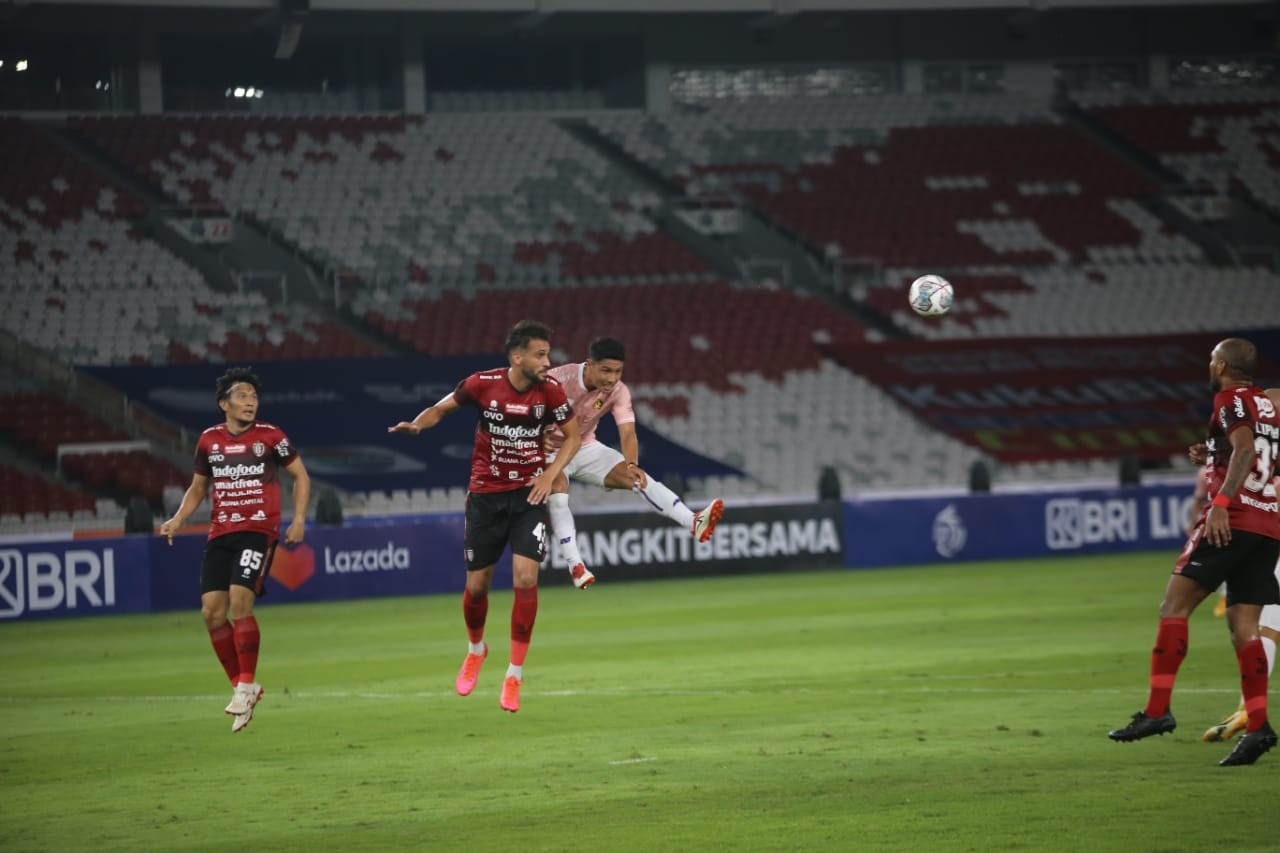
252, 441, 266, 457
534, 404, 545, 419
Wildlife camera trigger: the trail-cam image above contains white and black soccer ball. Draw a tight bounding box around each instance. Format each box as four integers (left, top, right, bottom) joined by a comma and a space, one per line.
908, 274, 953, 317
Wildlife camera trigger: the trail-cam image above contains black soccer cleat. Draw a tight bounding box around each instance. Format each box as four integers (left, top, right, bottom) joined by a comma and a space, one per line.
1109, 709, 1177, 742
1218, 722, 1278, 766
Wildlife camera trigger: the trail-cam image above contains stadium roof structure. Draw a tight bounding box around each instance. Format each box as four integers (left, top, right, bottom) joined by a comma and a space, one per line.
17, 0, 1264, 11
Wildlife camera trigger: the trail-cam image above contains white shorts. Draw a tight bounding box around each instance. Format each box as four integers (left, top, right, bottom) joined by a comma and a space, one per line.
549, 442, 626, 490
1262, 557, 1280, 633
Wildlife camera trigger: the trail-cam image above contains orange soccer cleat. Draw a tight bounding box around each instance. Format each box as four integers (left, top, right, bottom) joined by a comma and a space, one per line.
455, 644, 488, 696
499, 676, 522, 713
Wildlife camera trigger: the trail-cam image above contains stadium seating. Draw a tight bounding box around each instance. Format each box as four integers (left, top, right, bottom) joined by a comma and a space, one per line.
1078, 88, 1280, 215
0, 390, 189, 530
2, 117, 384, 366
59, 448, 188, 507
860, 264, 1280, 339
14, 92, 1257, 507
0, 463, 98, 522
70, 114, 706, 309
588, 95, 1183, 268
365, 279, 868, 388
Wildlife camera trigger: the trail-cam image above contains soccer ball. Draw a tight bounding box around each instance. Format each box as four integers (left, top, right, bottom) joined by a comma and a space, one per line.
908, 274, 953, 316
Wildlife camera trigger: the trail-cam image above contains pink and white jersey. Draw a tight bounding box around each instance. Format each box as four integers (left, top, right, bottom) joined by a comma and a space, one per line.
545, 362, 634, 452
194, 422, 300, 540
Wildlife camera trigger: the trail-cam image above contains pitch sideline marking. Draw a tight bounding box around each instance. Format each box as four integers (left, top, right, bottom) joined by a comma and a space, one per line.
0, 685, 1242, 703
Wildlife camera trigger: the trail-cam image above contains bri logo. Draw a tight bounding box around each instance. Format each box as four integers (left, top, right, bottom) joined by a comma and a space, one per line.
0, 548, 117, 618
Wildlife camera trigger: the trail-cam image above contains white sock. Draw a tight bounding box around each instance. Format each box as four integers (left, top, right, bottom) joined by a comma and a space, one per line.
468, 641, 485, 656
548, 493, 585, 568
636, 477, 696, 529
506, 663, 523, 681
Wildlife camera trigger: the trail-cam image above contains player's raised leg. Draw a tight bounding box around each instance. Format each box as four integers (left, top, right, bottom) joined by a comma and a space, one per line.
548, 490, 593, 589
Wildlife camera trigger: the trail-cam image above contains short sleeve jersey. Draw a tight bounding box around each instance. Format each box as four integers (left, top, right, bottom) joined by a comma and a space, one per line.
194, 422, 300, 540
452, 368, 573, 493
544, 362, 635, 453
1202, 385, 1280, 539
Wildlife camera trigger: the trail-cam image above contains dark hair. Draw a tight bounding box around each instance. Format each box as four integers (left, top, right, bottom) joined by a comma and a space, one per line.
1217, 338, 1257, 381
216, 367, 261, 401
588, 336, 626, 363
504, 320, 552, 355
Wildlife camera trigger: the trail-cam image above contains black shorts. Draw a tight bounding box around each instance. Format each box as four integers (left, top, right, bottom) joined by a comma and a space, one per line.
464, 488, 548, 571
1174, 527, 1280, 606
201, 531, 277, 596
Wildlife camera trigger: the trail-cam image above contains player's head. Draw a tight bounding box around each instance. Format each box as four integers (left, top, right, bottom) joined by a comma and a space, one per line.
505, 320, 553, 385
216, 366, 261, 426
1210, 338, 1256, 391
585, 336, 626, 392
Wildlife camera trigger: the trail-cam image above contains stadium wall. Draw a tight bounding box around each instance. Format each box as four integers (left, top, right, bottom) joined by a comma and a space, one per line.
0, 481, 1195, 621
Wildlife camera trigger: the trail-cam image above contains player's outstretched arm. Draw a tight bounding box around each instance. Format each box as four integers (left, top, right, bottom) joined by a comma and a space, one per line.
388, 393, 461, 435
284, 457, 310, 546
159, 473, 210, 544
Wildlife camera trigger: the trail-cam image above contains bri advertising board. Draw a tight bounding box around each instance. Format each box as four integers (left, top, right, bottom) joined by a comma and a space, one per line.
0, 484, 1214, 621
842, 481, 1200, 568
0, 539, 152, 621
0, 517, 481, 622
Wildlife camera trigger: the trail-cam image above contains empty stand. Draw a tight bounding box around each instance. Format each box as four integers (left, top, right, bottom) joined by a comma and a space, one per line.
71, 114, 702, 310
1079, 88, 1280, 215
589, 96, 1180, 269
3, 117, 382, 366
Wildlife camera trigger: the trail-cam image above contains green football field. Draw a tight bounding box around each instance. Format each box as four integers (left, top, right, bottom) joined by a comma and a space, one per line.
2, 552, 1276, 852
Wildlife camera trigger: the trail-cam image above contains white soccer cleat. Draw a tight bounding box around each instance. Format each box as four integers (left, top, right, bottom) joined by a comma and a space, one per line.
570, 563, 596, 589
227, 682, 263, 732
691, 498, 724, 543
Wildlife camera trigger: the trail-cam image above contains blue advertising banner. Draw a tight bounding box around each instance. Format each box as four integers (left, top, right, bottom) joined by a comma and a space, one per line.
0, 484, 1203, 621
843, 482, 1197, 568
146, 515, 486, 612
543, 501, 844, 582
83, 358, 741, 493
0, 538, 153, 620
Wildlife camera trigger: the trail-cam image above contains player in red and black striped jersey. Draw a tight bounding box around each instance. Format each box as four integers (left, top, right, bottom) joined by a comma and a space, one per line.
389, 320, 581, 713
1109, 339, 1280, 765
160, 367, 311, 733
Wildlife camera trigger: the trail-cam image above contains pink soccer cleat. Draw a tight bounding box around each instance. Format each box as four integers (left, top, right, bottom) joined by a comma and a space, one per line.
456, 644, 488, 696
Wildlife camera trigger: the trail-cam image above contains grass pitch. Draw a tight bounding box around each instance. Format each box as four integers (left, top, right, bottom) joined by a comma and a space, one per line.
2, 552, 1275, 852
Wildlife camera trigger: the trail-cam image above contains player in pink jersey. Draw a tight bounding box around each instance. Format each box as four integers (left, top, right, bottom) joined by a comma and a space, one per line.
388, 320, 581, 712
160, 367, 311, 733
1109, 339, 1280, 765
542, 336, 724, 589
1201, 388, 1280, 744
